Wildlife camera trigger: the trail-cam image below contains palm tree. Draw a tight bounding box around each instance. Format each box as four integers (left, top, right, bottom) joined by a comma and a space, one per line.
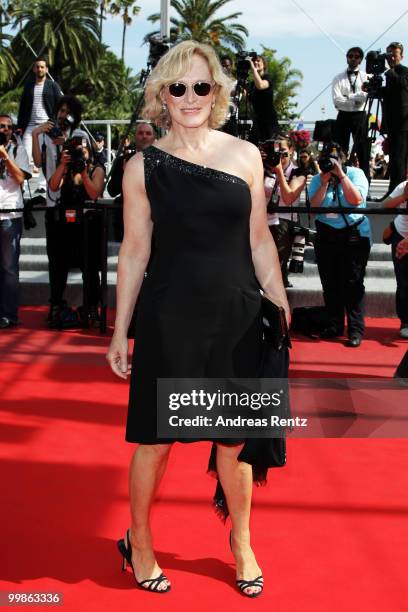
147, 0, 248, 51
0, 32, 18, 85
11, 0, 101, 84
109, 0, 140, 62
98, 0, 111, 42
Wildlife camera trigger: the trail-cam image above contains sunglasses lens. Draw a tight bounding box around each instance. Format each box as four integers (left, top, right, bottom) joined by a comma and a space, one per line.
168, 83, 186, 97
194, 82, 212, 96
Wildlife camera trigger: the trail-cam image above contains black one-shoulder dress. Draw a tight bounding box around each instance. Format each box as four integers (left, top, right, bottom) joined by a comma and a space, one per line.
126, 145, 285, 520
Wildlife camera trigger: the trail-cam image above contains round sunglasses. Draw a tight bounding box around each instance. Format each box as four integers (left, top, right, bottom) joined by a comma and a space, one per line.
167, 81, 214, 98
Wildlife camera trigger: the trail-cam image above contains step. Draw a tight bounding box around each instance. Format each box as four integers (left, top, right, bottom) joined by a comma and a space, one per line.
285, 274, 397, 317
19, 270, 118, 308
20, 238, 120, 257
18, 269, 398, 317
19, 254, 119, 272
296, 260, 395, 279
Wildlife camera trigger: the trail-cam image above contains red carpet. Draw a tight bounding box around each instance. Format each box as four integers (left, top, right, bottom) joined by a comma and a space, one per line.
1, 308, 407, 611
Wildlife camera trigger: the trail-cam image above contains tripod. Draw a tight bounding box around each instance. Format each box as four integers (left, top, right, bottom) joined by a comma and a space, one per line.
348, 92, 383, 181
224, 75, 252, 140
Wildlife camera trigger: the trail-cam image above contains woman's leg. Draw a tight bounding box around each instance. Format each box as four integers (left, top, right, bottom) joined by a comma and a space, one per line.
128, 443, 172, 589
216, 443, 262, 595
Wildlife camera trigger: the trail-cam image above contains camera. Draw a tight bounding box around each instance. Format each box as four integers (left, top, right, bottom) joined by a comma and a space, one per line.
259, 140, 289, 168
317, 142, 343, 174
366, 50, 387, 76
64, 135, 87, 174
364, 50, 387, 98
48, 114, 75, 140
235, 51, 258, 82
0, 132, 7, 146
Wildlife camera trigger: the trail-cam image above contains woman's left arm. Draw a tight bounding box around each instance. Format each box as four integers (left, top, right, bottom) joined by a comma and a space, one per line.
81, 165, 105, 200
330, 159, 363, 206
247, 146, 290, 323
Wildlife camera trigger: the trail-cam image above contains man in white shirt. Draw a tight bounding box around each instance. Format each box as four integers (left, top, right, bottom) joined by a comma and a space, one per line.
0, 114, 31, 328
332, 47, 369, 177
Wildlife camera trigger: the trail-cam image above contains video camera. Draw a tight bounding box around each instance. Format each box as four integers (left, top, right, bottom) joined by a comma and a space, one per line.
147, 34, 170, 68
364, 49, 387, 98
235, 51, 258, 82
259, 140, 289, 168
48, 114, 75, 139
63, 135, 87, 174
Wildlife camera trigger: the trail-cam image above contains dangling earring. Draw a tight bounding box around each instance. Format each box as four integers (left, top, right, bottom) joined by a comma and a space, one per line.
211, 101, 215, 108
162, 101, 167, 111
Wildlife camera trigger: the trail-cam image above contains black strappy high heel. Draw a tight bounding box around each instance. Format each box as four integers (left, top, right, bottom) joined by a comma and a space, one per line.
117, 529, 171, 594
229, 530, 264, 598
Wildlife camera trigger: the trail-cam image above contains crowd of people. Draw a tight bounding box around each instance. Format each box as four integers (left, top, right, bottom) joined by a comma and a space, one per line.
1, 42, 408, 343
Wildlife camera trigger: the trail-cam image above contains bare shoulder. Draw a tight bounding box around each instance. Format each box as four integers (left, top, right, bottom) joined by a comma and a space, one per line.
124, 151, 144, 174
123, 151, 145, 189
212, 132, 262, 184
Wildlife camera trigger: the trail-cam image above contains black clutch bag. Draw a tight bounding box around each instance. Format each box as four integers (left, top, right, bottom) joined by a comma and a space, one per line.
261, 295, 292, 350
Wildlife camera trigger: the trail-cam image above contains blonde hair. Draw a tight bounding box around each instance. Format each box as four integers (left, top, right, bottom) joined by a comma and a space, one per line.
142, 40, 235, 129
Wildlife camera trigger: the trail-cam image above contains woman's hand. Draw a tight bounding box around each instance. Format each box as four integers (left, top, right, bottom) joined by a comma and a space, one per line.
329, 158, 345, 179
60, 150, 71, 167
106, 333, 130, 379
319, 170, 331, 184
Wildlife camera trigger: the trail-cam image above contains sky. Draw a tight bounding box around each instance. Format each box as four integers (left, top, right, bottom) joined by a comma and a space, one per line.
102, 0, 408, 123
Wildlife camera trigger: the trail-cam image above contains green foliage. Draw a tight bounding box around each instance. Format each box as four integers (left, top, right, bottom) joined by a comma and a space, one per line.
147, 0, 248, 51
258, 46, 303, 124
0, 86, 23, 117
66, 49, 143, 119
11, 0, 102, 83
0, 33, 18, 86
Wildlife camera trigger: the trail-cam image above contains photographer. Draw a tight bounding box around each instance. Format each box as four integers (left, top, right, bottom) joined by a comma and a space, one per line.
309, 143, 371, 347
31, 95, 89, 327
48, 137, 105, 327
248, 55, 279, 144
262, 136, 307, 287
0, 114, 31, 329
332, 47, 369, 176
383, 180, 408, 338
107, 122, 156, 199
381, 42, 408, 192
298, 148, 319, 176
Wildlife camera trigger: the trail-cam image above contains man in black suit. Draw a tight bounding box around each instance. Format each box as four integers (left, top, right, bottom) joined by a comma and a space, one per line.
382, 42, 408, 192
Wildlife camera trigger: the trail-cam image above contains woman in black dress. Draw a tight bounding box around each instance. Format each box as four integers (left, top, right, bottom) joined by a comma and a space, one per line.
106, 40, 289, 597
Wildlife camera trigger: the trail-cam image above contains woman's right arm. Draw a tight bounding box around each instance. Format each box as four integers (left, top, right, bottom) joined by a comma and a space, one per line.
309, 173, 330, 206
48, 150, 71, 191
106, 153, 153, 379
